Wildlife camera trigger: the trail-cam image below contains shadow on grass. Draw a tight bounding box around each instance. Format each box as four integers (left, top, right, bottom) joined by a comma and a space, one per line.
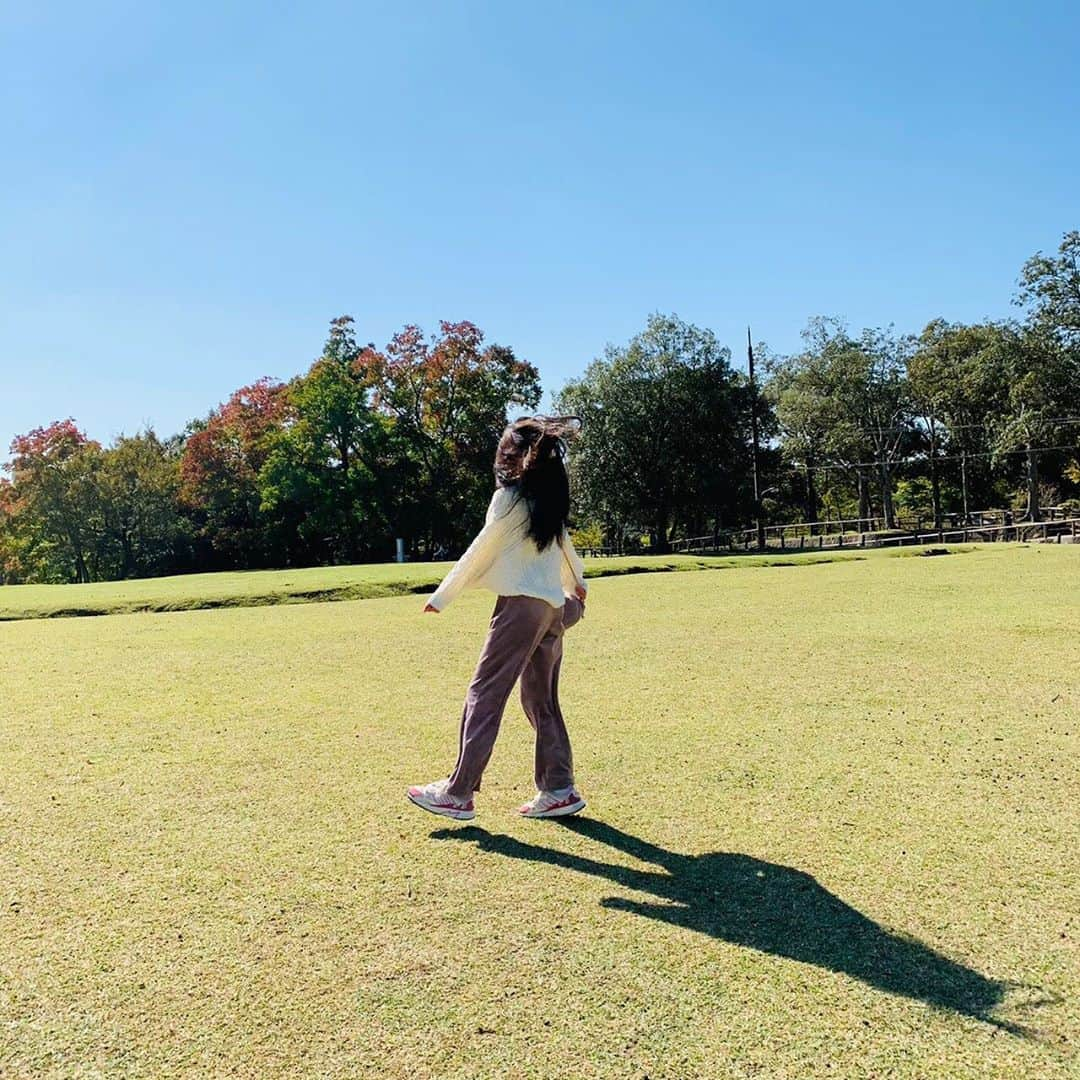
432, 817, 1044, 1035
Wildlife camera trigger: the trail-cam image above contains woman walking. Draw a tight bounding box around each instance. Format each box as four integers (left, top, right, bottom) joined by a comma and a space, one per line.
408, 416, 589, 822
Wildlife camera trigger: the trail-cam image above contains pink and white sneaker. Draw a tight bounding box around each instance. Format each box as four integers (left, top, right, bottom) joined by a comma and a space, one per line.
407, 779, 475, 821
518, 787, 586, 818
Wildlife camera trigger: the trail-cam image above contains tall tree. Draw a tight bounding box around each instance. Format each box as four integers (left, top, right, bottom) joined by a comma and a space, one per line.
555, 313, 754, 551
259, 317, 388, 563
1017, 230, 1080, 348
764, 346, 838, 528
908, 320, 1011, 524
1013, 230, 1080, 517
369, 321, 541, 555
992, 326, 1080, 520
97, 431, 184, 578
5, 420, 103, 582
180, 377, 290, 568
766, 319, 914, 528
0, 478, 30, 584
835, 324, 915, 530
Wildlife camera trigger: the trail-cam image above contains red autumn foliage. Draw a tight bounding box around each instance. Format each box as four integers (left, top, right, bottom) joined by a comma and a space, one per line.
0, 476, 21, 525
0, 478, 22, 582
180, 378, 289, 507
373, 320, 538, 436
8, 419, 97, 476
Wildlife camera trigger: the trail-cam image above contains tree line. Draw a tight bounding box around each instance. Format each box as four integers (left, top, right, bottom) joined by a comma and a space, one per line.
0, 319, 540, 583
2, 231, 1079, 583
562, 232, 1080, 546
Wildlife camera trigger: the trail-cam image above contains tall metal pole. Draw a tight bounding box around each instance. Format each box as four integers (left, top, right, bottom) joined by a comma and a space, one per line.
748, 326, 765, 550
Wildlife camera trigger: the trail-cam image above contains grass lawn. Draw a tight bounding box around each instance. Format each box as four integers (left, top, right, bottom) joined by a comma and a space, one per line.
0, 548, 958, 622
1, 544, 1077, 1077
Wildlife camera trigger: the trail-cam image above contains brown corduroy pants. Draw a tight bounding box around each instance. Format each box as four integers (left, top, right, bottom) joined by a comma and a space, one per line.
446, 594, 584, 800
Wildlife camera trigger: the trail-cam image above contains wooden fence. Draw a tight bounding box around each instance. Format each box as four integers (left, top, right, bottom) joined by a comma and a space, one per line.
671, 517, 1080, 554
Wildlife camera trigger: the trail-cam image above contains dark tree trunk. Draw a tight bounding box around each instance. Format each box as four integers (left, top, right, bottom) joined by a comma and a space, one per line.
928, 422, 942, 530
960, 450, 970, 523
804, 460, 818, 531
121, 532, 135, 578
857, 469, 871, 530
650, 510, 670, 554
1026, 445, 1040, 522
879, 460, 895, 529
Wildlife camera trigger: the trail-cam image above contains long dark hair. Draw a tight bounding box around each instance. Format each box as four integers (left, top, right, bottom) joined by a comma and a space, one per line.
494, 416, 580, 551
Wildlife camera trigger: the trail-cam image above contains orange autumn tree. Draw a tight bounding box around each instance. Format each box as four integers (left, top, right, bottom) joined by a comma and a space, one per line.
0, 477, 29, 583
180, 378, 290, 568
369, 320, 541, 557
5, 420, 103, 582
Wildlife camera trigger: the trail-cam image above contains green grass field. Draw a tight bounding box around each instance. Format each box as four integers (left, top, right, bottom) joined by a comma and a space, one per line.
0, 550, 893, 622
1, 544, 1077, 1077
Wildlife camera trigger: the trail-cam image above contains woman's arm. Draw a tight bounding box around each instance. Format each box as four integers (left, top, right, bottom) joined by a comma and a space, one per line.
425, 488, 522, 612
559, 530, 588, 600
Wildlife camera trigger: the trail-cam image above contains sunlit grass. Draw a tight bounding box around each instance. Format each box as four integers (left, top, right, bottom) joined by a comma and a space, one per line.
1, 544, 1077, 1077
0, 546, 973, 621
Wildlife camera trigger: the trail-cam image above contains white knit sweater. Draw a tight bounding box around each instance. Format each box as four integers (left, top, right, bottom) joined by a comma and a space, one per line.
426, 486, 588, 612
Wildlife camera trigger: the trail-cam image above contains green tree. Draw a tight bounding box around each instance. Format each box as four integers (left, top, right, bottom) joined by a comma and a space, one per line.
369, 321, 541, 556
1017, 230, 1080, 348
835, 324, 914, 530
180, 378, 290, 568
764, 342, 843, 528
992, 327, 1080, 520
767, 319, 914, 529
555, 313, 754, 551
0, 478, 32, 583
5, 420, 104, 582
908, 320, 1012, 523
97, 431, 184, 578
1012, 230, 1080, 517
260, 317, 387, 563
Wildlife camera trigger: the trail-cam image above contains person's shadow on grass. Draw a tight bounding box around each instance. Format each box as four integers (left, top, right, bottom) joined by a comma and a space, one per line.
431, 817, 1044, 1035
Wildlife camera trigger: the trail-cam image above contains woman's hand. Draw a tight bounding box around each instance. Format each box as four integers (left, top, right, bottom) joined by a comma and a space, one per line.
574, 584, 587, 602
423, 603, 440, 614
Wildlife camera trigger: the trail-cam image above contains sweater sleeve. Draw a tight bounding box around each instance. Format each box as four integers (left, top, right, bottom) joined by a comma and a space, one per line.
558, 530, 588, 596
426, 488, 521, 612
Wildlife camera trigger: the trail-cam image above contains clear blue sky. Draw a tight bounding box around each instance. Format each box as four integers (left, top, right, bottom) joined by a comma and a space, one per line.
2, 1, 1077, 461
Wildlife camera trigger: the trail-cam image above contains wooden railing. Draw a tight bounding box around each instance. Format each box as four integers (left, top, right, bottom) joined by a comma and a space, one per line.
671, 516, 1080, 554
871, 519, 1080, 548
